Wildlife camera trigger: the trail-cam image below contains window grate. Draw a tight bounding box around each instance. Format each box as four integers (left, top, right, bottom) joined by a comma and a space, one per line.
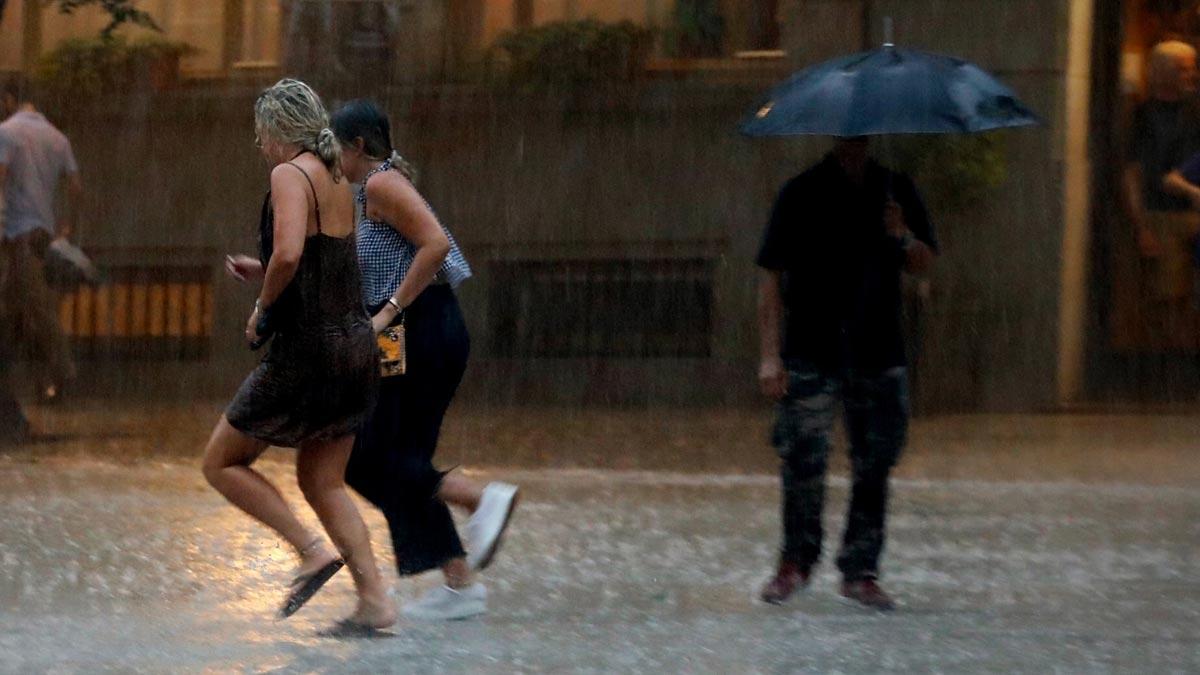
488, 258, 714, 358
58, 265, 214, 360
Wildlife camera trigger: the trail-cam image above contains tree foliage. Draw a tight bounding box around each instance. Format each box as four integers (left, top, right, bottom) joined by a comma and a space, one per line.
493, 20, 654, 92
50, 0, 160, 39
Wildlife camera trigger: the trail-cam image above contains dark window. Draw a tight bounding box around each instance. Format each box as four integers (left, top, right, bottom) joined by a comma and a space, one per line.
747, 0, 781, 51
668, 0, 726, 58
489, 258, 714, 358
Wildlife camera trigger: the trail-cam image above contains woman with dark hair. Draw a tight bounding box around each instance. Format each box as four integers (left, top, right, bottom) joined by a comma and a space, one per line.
332, 99, 518, 621
206, 80, 394, 633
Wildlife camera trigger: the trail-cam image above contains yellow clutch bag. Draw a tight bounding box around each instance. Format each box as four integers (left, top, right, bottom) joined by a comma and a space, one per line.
377, 322, 406, 377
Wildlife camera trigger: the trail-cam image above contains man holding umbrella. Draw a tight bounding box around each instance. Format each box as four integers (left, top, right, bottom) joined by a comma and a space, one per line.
744, 39, 1037, 610
756, 136, 936, 610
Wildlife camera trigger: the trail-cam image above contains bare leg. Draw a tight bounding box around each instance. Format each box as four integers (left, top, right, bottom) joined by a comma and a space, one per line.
202, 416, 335, 576
297, 434, 395, 628
439, 473, 506, 588
437, 472, 483, 513
441, 556, 473, 588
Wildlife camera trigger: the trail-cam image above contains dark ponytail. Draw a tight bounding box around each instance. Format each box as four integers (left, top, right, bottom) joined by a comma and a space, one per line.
331, 99, 416, 181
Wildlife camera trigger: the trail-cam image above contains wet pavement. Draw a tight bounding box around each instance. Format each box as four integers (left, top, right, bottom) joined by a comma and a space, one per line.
1, 402, 1199, 672
16, 398, 1200, 484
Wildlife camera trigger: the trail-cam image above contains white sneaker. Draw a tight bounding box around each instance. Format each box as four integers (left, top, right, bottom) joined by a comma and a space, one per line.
466, 482, 520, 571
402, 583, 487, 621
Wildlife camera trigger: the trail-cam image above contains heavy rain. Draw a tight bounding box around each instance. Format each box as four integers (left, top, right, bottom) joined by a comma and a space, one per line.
0, 0, 1198, 672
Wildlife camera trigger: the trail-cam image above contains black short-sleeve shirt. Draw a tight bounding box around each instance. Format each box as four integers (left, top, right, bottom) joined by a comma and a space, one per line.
756, 155, 938, 373
1127, 98, 1200, 212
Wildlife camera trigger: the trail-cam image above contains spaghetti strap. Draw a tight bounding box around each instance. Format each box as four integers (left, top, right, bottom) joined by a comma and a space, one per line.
284, 161, 322, 234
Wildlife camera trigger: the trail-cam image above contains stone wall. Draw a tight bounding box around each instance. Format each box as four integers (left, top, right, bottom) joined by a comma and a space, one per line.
52, 0, 1079, 412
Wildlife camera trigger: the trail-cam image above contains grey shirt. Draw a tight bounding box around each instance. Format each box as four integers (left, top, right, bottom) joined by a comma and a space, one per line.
0, 111, 79, 240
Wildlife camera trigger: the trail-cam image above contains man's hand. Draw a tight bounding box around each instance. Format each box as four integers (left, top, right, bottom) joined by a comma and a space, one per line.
759, 355, 788, 400
884, 199, 907, 237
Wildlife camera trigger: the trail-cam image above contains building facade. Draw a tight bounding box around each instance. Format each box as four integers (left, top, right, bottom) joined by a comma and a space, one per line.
1, 0, 1181, 411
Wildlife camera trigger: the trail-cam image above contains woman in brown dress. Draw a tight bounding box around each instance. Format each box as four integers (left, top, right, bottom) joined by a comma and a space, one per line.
203, 79, 394, 633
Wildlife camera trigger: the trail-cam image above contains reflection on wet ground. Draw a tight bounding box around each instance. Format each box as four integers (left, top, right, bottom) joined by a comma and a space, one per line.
16, 399, 1200, 484
1, 401, 1198, 671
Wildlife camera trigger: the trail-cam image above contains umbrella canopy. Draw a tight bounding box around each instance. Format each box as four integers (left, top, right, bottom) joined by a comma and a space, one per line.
740, 46, 1039, 137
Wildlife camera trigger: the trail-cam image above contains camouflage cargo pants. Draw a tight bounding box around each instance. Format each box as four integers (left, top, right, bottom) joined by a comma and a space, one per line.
772, 361, 909, 580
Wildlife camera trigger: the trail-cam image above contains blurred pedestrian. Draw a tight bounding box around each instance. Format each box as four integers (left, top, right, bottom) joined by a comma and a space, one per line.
0, 74, 81, 417
1126, 41, 1200, 259
205, 79, 394, 634
1116, 40, 1200, 349
329, 99, 519, 621
756, 136, 938, 611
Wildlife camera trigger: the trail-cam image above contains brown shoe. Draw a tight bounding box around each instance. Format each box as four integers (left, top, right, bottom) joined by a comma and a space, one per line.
759, 560, 811, 605
840, 578, 896, 611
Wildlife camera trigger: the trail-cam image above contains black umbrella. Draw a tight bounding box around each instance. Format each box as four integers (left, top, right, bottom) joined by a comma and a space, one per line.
740, 44, 1039, 137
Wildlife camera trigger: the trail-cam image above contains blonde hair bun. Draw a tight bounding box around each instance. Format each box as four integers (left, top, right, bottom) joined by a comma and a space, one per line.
255, 79, 342, 180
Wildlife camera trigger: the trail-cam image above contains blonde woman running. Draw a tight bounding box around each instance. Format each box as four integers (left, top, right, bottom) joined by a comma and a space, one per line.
204, 79, 394, 635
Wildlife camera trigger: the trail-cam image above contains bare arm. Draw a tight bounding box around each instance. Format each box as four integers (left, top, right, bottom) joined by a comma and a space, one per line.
60, 170, 81, 239
1163, 170, 1200, 206
1125, 163, 1162, 257
244, 166, 308, 344
0, 163, 7, 233
758, 269, 787, 399
257, 166, 308, 309
58, 171, 82, 240
1124, 163, 1146, 229
367, 171, 451, 328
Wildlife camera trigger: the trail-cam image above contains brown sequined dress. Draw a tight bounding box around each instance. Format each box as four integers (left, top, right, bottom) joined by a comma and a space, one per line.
225, 164, 378, 447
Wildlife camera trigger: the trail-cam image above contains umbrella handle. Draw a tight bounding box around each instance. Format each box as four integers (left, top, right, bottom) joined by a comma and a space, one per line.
883, 16, 894, 47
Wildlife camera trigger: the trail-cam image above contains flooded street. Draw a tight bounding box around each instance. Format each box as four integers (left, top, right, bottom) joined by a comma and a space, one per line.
2, 403, 1198, 672
15, 398, 1200, 482
4, 0, 1200, 671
